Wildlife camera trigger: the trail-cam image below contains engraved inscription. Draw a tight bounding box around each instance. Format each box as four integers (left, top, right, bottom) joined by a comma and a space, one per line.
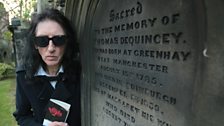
92, 1, 194, 126
110, 2, 142, 22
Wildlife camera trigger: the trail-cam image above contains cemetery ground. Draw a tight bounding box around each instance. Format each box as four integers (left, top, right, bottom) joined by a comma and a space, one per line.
0, 77, 17, 126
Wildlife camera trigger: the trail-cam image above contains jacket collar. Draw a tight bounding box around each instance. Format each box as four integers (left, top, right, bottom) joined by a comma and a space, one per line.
37, 78, 71, 102
35, 66, 64, 76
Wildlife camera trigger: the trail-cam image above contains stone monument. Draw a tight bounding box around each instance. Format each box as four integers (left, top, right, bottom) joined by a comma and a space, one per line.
65, 0, 224, 126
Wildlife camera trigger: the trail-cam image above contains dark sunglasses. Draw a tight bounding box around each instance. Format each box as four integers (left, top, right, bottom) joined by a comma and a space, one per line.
35, 35, 67, 47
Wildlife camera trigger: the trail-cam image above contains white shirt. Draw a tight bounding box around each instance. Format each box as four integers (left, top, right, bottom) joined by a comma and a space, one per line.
34, 66, 64, 89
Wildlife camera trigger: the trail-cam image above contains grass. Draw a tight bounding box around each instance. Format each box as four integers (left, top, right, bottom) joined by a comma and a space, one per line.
0, 78, 17, 126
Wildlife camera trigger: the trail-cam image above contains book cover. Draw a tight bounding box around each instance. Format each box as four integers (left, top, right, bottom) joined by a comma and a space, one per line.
43, 99, 71, 126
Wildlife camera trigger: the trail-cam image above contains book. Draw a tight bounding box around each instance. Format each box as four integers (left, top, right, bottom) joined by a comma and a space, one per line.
43, 99, 71, 126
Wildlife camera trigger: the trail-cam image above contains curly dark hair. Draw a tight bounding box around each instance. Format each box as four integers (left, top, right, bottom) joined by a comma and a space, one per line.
23, 9, 80, 79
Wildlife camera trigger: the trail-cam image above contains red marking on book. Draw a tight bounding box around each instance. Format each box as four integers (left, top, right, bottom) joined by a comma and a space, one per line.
48, 107, 62, 117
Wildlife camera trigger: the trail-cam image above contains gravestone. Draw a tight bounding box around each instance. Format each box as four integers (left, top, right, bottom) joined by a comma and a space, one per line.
14, 28, 27, 67
90, 1, 198, 126
65, 0, 224, 126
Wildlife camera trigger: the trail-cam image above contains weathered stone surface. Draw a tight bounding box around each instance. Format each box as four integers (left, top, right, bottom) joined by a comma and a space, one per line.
65, 0, 224, 126
14, 28, 27, 66
89, 1, 198, 126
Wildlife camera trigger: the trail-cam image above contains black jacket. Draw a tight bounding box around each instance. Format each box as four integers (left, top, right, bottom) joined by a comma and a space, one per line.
13, 69, 81, 126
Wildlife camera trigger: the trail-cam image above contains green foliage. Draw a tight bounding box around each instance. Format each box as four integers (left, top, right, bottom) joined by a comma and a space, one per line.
0, 78, 17, 126
0, 2, 5, 18
32, 0, 37, 8
0, 2, 4, 8
23, 9, 31, 20
19, 0, 23, 7
2, 31, 12, 42
0, 63, 15, 80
